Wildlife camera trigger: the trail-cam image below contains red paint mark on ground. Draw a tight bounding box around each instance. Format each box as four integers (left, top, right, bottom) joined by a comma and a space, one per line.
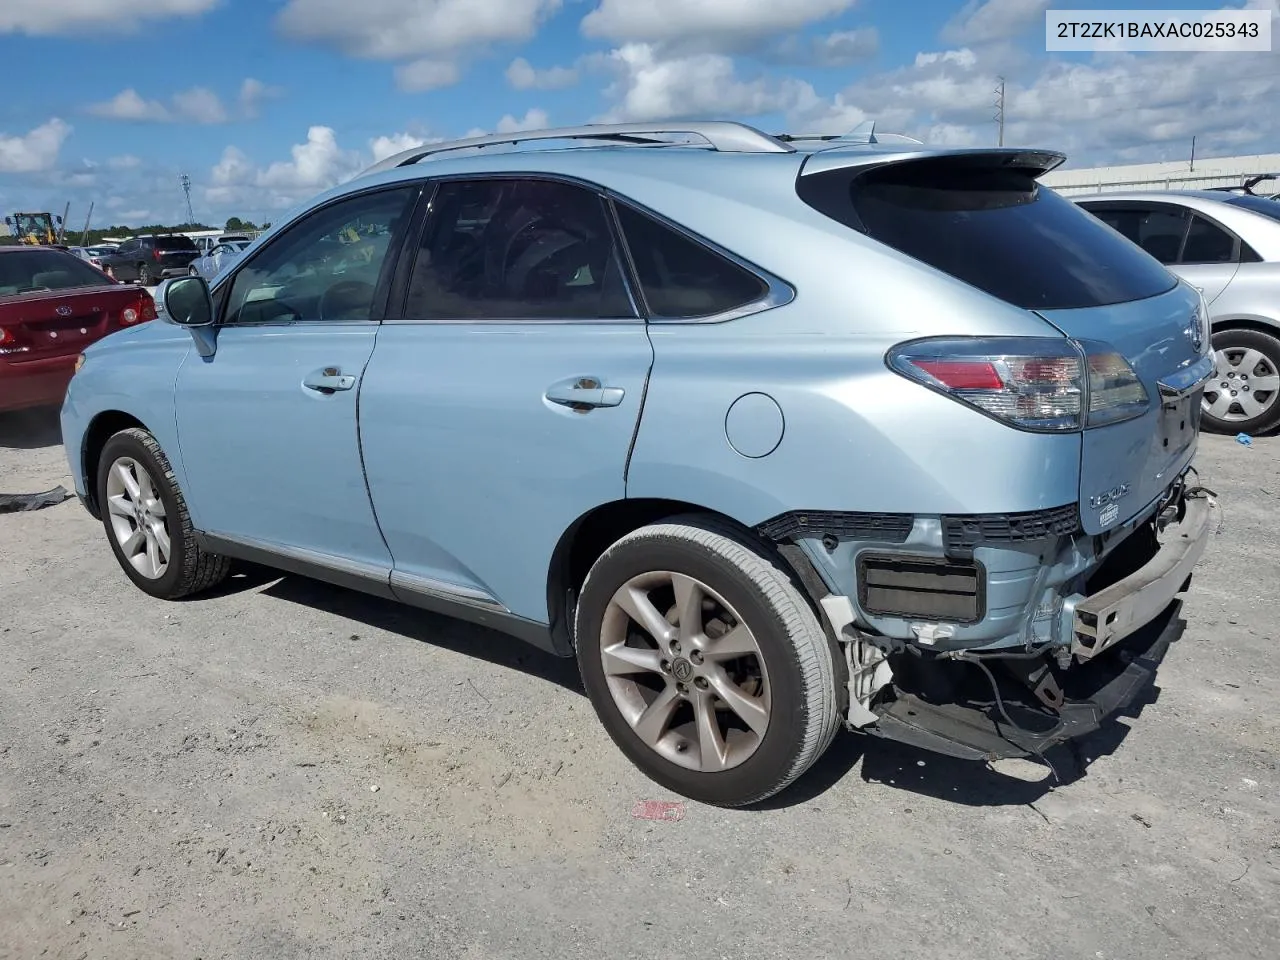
631, 800, 685, 822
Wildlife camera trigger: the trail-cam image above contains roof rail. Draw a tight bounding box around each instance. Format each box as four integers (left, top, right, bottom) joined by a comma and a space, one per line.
356, 121, 794, 178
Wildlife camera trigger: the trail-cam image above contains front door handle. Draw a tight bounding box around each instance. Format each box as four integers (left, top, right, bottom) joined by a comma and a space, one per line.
545, 376, 625, 410
303, 366, 356, 394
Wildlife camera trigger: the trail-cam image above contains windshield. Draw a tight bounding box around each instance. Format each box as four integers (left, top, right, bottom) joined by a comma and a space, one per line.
0, 250, 113, 295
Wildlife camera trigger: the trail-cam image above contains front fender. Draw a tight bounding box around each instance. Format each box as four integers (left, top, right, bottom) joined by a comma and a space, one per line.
60, 325, 193, 521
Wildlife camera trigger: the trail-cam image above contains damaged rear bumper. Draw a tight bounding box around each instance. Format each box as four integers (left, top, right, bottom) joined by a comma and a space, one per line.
859, 492, 1211, 761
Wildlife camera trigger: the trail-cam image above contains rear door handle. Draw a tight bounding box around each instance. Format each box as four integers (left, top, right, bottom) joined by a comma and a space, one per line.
545, 376, 625, 410
303, 366, 356, 393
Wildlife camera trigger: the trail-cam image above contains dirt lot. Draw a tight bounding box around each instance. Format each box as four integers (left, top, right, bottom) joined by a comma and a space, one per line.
2, 405, 1277, 960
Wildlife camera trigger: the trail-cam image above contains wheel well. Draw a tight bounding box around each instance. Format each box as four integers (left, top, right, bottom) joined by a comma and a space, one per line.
545, 498, 808, 653
81, 411, 146, 517
1211, 317, 1280, 338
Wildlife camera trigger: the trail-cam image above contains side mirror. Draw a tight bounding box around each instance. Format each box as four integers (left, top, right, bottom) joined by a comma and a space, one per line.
157, 276, 214, 327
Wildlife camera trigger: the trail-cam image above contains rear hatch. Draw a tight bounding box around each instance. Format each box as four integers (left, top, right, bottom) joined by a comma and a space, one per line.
797, 147, 1208, 533
0, 249, 154, 360
153, 235, 199, 267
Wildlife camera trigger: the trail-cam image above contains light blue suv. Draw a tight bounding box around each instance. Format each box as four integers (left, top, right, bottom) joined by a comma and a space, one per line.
61, 121, 1215, 806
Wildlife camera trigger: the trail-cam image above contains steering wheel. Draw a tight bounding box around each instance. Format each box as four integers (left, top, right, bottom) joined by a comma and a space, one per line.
317, 279, 377, 322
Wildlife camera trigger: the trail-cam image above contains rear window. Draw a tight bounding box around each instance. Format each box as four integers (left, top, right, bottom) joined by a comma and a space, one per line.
801, 158, 1178, 310
0, 250, 112, 295
155, 235, 197, 250
1224, 195, 1280, 223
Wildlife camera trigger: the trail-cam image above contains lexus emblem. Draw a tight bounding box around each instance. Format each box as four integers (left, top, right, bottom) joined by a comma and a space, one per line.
1186, 313, 1203, 352
55, 305, 73, 317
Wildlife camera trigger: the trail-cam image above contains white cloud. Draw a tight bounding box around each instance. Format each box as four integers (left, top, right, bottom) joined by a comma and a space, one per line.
506, 57, 578, 90
395, 59, 461, 92
276, 0, 561, 60
942, 0, 1049, 45
172, 87, 229, 124
496, 108, 550, 133
107, 154, 142, 170
369, 132, 436, 162
206, 126, 364, 213
597, 43, 810, 122
239, 78, 284, 117
581, 0, 857, 49
0, 118, 71, 173
0, 0, 216, 35
87, 86, 231, 124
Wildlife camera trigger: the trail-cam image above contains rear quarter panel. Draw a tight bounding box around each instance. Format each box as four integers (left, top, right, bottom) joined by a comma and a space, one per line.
60, 322, 193, 514
1210, 261, 1280, 331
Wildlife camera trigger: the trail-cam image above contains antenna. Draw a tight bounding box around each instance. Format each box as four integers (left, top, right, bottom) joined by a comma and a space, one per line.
179, 173, 195, 226
994, 77, 1006, 147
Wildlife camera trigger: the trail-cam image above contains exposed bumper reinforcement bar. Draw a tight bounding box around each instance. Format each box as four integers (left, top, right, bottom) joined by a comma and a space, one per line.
1072, 493, 1210, 658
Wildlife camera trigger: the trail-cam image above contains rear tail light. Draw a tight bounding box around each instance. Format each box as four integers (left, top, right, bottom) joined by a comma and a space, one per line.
153, 248, 163, 261
120, 293, 157, 326
0, 327, 12, 347
888, 337, 1149, 432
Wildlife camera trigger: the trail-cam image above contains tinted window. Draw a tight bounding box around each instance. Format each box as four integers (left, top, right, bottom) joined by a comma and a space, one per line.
614, 203, 768, 318
1225, 195, 1280, 223
224, 186, 416, 325
155, 235, 197, 251
1181, 215, 1236, 264
0, 250, 112, 296
405, 179, 633, 320
805, 160, 1177, 310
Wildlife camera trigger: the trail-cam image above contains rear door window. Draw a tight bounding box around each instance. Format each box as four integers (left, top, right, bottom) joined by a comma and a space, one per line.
613, 203, 769, 318
1181, 215, 1237, 263
405, 178, 635, 320
802, 159, 1178, 310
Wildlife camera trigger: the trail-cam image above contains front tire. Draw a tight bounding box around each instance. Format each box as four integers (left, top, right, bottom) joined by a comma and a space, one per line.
575, 517, 842, 807
138, 263, 154, 285
97, 427, 230, 599
1202, 328, 1280, 435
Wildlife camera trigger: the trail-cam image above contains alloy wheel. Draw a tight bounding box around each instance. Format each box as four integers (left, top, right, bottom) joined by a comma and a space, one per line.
105, 456, 171, 580
599, 571, 771, 773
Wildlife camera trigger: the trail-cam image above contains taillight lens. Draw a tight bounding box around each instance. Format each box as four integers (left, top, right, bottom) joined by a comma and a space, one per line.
888, 337, 1149, 432
153, 248, 163, 261
0, 326, 12, 347
120, 293, 158, 326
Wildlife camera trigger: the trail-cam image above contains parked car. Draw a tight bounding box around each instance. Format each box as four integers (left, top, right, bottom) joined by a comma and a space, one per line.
98, 235, 200, 285
191, 234, 251, 256
61, 122, 1213, 806
1076, 190, 1280, 435
0, 246, 155, 413
188, 240, 248, 279
67, 245, 116, 271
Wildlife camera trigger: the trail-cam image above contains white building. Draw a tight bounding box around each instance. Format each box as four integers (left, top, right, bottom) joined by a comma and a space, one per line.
1042, 153, 1280, 196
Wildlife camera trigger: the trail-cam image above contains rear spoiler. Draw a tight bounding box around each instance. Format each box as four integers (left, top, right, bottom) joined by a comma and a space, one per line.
799, 146, 1068, 180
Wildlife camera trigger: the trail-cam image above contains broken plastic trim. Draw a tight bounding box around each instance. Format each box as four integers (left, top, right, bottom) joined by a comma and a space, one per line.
0, 486, 73, 514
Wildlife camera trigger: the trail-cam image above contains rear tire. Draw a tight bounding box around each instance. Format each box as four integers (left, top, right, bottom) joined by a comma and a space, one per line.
97, 427, 230, 599
575, 517, 841, 807
138, 263, 154, 286
1202, 328, 1280, 436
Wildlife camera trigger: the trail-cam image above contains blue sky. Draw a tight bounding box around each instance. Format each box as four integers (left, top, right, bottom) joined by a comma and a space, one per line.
1, 0, 1277, 230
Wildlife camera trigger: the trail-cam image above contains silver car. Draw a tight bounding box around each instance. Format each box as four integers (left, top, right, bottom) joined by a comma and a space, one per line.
188, 240, 248, 280
1076, 191, 1280, 435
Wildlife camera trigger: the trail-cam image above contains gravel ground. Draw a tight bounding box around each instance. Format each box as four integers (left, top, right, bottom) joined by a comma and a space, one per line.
2, 405, 1277, 960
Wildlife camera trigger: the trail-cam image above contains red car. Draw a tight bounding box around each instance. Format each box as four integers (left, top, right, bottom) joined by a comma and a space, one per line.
0, 246, 156, 413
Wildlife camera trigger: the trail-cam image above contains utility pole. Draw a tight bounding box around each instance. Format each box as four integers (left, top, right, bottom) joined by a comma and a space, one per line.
994, 77, 1006, 147
1190, 135, 1196, 172
80, 202, 94, 246
179, 173, 195, 226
